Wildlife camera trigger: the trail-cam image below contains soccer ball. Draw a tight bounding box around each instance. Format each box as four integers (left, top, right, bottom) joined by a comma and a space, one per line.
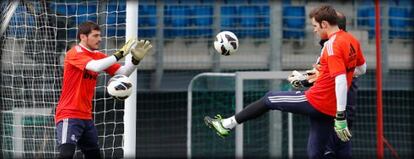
214, 31, 239, 56
107, 75, 133, 100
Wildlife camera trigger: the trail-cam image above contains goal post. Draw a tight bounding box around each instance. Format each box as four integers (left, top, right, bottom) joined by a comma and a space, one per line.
2, 108, 55, 159
0, 0, 19, 37
124, 0, 138, 158
187, 71, 294, 158
235, 71, 292, 159
187, 72, 235, 158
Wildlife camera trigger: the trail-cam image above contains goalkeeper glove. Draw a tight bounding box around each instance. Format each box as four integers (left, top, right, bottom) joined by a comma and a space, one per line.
130, 40, 153, 65
113, 38, 138, 61
287, 70, 307, 89
306, 68, 319, 83
334, 111, 352, 142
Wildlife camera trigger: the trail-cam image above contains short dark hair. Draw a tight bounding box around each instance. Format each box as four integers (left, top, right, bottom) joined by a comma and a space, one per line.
309, 5, 338, 26
77, 21, 100, 40
337, 11, 347, 31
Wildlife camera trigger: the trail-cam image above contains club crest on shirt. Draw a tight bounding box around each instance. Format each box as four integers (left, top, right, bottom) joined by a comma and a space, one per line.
75, 46, 83, 53
83, 70, 98, 80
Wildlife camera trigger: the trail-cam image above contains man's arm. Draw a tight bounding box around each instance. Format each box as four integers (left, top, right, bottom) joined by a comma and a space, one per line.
335, 74, 347, 112
334, 73, 352, 142
353, 62, 366, 77
327, 41, 352, 142
114, 54, 138, 76
85, 39, 137, 72
85, 56, 118, 72
114, 39, 153, 76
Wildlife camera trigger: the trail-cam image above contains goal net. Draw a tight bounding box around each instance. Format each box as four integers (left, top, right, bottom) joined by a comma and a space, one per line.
1, 1, 128, 158
188, 71, 414, 158
188, 71, 297, 158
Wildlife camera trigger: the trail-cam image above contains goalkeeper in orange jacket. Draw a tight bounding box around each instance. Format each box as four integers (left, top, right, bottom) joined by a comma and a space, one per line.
287, 11, 366, 159
55, 21, 152, 159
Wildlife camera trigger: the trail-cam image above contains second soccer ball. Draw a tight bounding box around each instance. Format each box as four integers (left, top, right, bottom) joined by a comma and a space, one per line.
214, 31, 239, 56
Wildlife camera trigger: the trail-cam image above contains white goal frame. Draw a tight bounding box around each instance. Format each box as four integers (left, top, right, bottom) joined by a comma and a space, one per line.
3, 107, 54, 159
187, 71, 294, 159
124, 1, 138, 158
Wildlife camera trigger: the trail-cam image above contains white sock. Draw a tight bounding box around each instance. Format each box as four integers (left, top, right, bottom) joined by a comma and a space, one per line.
221, 116, 238, 130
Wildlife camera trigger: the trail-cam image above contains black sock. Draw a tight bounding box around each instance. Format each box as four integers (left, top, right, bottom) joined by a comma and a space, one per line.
235, 97, 269, 124
58, 143, 76, 159
83, 149, 101, 159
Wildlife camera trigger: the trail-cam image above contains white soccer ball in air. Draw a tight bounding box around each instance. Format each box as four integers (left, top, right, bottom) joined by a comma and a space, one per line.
107, 75, 133, 100
214, 31, 239, 56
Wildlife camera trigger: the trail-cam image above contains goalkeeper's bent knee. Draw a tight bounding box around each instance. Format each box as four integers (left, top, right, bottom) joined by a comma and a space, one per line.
58, 143, 76, 159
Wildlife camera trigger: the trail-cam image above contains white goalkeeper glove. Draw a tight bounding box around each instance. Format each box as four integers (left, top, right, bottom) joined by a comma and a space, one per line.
131, 40, 153, 65
287, 70, 307, 89
306, 68, 319, 83
113, 38, 138, 60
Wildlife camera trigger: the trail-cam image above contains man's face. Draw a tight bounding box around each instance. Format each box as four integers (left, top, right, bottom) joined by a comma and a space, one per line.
80, 30, 101, 50
311, 18, 328, 40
